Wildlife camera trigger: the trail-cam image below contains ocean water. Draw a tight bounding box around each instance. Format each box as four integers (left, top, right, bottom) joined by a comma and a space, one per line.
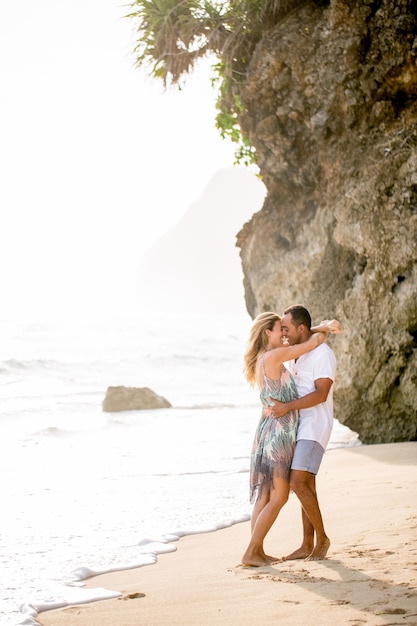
0, 312, 360, 626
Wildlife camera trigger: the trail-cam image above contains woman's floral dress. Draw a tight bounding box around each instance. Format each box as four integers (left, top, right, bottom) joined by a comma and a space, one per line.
250, 355, 299, 502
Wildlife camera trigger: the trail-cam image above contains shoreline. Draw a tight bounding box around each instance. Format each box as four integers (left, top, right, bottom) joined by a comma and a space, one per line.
38, 442, 417, 626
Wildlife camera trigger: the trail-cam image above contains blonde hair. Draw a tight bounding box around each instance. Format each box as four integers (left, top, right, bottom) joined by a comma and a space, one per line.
243, 312, 281, 386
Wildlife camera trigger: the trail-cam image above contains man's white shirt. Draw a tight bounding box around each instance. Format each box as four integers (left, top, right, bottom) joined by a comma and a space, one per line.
285, 343, 336, 449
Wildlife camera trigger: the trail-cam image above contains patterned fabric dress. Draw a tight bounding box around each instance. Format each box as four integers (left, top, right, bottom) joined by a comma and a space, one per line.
250, 355, 299, 503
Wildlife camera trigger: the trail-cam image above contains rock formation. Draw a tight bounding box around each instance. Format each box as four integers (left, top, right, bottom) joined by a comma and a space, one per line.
236, 0, 417, 443
102, 386, 171, 412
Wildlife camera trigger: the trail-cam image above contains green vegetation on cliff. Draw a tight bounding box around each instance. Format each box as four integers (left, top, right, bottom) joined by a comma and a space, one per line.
126, 0, 308, 163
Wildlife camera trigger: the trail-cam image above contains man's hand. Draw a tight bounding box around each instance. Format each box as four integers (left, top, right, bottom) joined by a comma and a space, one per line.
266, 378, 333, 418
317, 319, 342, 334
265, 399, 288, 418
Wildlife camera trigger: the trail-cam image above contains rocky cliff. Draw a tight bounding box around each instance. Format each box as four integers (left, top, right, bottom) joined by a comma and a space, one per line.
236, 0, 417, 443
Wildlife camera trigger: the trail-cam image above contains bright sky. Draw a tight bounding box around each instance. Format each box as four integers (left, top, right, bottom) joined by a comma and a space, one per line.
0, 0, 240, 320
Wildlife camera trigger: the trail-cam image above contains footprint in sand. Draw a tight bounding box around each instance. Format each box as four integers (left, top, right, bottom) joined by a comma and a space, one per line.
377, 608, 407, 615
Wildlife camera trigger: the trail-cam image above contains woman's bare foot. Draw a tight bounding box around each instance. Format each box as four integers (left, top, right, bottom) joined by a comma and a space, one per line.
241, 556, 268, 567
242, 549, 270, 567
263, 553, 281, 563
282, 545, 313, 561
305, 537, 330, 561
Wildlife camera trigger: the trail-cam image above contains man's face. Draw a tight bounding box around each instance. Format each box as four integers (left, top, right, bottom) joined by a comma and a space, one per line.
281, 313, 303, 345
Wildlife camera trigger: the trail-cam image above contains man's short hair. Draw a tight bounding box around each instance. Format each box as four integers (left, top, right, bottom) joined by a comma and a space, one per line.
284, 304, 312, 329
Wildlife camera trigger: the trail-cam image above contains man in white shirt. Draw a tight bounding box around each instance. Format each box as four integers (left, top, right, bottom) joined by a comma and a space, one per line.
268, 304, 337, 561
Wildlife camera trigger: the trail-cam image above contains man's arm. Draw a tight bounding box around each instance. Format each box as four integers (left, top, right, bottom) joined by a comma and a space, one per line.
267, 378, 333, 418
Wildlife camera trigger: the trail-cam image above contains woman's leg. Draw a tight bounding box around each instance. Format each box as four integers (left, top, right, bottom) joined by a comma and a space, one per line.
242, 476, 290, 566
250, 487, 275, 562
250, 487, 270, 532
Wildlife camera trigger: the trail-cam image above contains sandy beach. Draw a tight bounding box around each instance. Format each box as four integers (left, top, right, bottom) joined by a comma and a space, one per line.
39, 442, 417, 626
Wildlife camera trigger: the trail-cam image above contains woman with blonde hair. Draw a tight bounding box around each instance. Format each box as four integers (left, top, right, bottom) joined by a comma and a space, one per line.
242, 312, 340, 566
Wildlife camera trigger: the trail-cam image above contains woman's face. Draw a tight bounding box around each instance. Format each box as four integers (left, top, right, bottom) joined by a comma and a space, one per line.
266, 320, 283, 349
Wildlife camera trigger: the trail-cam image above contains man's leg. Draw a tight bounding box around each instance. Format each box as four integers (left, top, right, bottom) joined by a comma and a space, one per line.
284, 440, 330, 560
286, 469, 330, 560
283, 470, 314, 560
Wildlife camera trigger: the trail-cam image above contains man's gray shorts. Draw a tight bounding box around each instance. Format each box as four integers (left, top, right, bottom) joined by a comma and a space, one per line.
291, 439, 325, 475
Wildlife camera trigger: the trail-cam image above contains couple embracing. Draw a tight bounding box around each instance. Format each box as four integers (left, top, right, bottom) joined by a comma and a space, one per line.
242, 304, 342, 567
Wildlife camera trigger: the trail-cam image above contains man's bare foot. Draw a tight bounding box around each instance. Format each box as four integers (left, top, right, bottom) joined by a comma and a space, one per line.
305, 537, 330, 561
283, 546, 313, 561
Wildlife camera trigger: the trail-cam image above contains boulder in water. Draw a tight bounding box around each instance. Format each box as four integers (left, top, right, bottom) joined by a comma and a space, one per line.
102, 386, 171, 412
